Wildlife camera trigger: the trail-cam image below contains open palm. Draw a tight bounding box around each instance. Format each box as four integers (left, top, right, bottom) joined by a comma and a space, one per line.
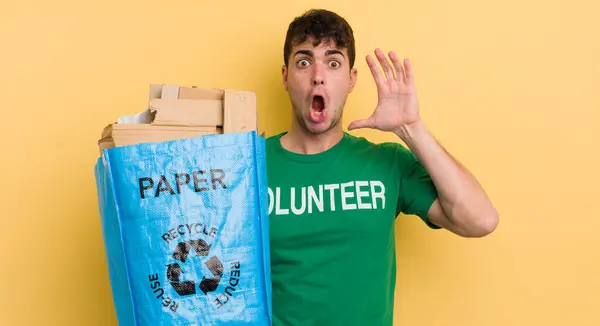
348, 49, 421, 132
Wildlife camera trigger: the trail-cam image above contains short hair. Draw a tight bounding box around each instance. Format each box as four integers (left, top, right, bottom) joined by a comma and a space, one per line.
283, 9, 356, 69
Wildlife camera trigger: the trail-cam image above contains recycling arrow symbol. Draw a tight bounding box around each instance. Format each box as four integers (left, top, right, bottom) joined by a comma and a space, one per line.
166, 239, 224, 296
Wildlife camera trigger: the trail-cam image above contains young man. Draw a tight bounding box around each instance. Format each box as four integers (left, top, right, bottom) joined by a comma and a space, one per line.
265, 8, 499, 326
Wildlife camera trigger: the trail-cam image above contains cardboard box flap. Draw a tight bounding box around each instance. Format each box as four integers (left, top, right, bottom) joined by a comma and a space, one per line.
179, 87, 223, 100
149, 84, 224, 102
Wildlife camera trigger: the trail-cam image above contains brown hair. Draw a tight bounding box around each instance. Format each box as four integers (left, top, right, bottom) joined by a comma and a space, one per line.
283, 9, 356, 69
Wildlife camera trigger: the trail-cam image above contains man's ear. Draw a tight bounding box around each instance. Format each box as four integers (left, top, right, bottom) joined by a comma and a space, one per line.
282, 64, 288, 90
349, 67, 358, 93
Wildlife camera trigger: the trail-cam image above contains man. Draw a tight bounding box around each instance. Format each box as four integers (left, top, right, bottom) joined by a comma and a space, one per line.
265, 8, 499, 326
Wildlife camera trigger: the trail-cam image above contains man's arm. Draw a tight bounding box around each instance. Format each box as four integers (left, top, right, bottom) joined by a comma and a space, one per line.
395, 120, 499, 238
348, 49, 499, 237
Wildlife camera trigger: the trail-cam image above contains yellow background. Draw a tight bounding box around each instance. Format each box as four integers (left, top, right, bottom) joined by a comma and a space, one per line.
1, 0, 599, 325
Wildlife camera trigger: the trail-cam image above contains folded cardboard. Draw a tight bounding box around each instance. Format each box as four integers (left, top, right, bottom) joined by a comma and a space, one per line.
149, 84, 223, 101
98, 124, 221, 151
98, 84, 259, 153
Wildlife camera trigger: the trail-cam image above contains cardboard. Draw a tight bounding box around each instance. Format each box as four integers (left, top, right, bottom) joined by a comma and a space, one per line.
98, 124, 221, 151
179, 87, 223, 100
98, 84, 259, 153
223, 90, 257, 134
149, 99, 224, 127
149, 85, 224, 102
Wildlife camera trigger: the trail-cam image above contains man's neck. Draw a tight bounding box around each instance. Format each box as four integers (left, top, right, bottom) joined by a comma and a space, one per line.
281, 124, 344, 155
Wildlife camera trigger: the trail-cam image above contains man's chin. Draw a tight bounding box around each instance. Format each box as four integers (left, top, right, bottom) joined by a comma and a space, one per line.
303, 119, 336, 135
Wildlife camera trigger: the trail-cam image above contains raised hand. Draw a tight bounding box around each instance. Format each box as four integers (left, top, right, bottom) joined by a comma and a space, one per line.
348, 49, 421, 134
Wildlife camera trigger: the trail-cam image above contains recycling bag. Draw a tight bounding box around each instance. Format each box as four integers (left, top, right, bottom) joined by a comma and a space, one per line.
94, 131, 272, 326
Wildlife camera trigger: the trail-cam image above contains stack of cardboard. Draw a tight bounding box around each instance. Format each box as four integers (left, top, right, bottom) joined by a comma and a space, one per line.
98, 84, 259, 152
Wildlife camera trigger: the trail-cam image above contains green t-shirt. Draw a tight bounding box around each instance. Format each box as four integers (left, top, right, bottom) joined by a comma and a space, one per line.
265, 131, 440, 326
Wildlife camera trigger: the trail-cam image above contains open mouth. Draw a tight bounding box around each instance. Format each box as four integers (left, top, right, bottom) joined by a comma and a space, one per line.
309, 95, 326, 122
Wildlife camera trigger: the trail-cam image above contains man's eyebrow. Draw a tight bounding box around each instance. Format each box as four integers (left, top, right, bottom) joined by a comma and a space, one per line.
294, 50, 314, 57
325, 49, 344, 57
293, 49, 345, 57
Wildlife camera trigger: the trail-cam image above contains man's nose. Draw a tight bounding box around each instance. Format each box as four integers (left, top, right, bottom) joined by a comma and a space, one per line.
312, 64, 325, 85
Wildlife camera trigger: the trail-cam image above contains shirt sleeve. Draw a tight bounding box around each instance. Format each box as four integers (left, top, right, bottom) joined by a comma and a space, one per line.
395, 145, 441, 229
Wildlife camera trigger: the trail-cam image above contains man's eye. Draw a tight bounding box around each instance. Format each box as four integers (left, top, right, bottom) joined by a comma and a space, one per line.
297, 59, 310, 67
329, 61, 341, 68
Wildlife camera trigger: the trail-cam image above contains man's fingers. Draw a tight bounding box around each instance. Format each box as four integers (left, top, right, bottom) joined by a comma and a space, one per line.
403, 58, 414, 86
366, 54, 386, 86
375, 49, 394, 81
389, 51, 405, 84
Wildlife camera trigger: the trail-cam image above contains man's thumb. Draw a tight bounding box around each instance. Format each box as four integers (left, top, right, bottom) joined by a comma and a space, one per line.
348, 118, 374, 130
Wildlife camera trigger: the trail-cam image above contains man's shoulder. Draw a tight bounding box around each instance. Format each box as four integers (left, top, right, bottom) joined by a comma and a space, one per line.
264, 132, 285, 153
264, 132, 284, 142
